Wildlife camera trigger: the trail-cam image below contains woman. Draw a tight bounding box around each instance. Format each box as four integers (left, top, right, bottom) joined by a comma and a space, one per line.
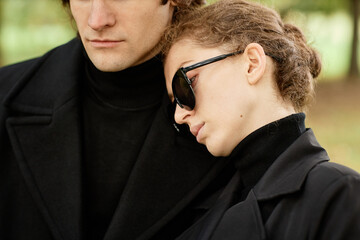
162, 0, 360, 239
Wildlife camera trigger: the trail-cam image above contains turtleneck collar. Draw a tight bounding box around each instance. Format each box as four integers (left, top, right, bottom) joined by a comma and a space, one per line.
229, 113, 306, 192
84, 53, 165, 111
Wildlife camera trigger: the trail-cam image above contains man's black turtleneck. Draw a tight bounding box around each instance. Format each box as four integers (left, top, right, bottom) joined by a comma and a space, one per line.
81, 55, 165, 240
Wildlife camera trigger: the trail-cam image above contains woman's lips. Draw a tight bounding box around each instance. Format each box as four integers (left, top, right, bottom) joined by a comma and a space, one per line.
190, 123, 205, 142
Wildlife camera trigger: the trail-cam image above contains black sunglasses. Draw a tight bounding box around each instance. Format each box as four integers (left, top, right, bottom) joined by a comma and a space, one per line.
171, 50, 282, 110
172, 50, 244, 110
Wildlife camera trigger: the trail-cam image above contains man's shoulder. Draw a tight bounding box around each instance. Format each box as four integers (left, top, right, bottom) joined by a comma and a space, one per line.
0, 38, 83, 98
1, 38, 81, 72
0, 57, 38, 80
0, 58, 39, 100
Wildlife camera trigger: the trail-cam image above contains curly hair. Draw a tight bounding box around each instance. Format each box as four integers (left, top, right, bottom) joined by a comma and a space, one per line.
163, 0, 322, 112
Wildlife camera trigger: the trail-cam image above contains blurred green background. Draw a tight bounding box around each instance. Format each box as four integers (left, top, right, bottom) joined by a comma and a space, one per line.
0, 0, 359, 171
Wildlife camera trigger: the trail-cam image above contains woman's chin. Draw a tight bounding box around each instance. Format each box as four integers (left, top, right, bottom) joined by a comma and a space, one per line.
207, 144, 232, 157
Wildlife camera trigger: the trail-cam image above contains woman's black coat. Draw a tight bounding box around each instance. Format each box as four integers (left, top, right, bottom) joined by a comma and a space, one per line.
176, 129, 360, 240
0, 39, 226, 240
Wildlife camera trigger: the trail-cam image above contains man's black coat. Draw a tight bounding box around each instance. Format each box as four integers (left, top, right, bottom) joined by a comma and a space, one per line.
0, 39, 226, 240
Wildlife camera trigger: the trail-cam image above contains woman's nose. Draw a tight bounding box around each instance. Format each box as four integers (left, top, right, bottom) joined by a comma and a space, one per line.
174, 104, 193, 125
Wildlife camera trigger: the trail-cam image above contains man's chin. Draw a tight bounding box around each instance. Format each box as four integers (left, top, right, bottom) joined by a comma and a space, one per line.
90, 57, 129, 73
87, 49, 158, 72
93, 64, 125, 73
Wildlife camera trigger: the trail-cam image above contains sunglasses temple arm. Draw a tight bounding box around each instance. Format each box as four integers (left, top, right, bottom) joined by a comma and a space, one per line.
183, 55, 228, 72
183, 50, 244, 72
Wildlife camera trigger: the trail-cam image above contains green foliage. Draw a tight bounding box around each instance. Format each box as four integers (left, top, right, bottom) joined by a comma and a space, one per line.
282, 0, 349, 14
0, 0, 356, 79
0, 0, 75, 66
307, 82, 360, 172
4, 0, 70, 25
252, 0, 350, 14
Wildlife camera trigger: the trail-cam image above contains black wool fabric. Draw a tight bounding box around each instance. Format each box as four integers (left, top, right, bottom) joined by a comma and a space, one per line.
225, 113, 306, 224
155, 114, 306, 239
229, 113, 306, 202
81, 55, 165, 240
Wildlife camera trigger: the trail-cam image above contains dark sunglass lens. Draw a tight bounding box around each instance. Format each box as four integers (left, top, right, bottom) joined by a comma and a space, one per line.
173, 71, 195, 109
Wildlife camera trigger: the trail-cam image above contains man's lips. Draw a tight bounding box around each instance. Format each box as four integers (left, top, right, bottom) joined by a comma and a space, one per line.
89, 39, 123, 48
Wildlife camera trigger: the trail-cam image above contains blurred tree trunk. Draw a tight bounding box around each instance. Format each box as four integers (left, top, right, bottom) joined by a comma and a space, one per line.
0, 0, 3, 66
348, 0, 359, 81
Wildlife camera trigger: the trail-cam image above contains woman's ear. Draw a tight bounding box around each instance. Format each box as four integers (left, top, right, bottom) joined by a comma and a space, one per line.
243, 43, 267, 85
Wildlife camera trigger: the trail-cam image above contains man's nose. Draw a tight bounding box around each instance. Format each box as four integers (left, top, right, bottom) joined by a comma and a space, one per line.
174, 104, 193, 125
88, 0, 116, 31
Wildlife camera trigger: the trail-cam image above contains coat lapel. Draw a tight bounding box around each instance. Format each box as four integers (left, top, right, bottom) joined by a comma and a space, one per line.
6, 100, 83, 240
211, 190, 266, 240
4, 39, 84, 240
175, 172, 243, 240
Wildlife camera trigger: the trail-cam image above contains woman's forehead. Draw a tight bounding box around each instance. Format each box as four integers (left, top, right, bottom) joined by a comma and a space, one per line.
167, 41, 225, 67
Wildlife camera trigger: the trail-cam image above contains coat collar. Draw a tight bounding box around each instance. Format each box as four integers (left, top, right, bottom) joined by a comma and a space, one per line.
254, 129, 330, 200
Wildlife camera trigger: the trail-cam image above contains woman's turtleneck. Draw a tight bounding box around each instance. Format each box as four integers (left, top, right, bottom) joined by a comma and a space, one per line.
229, 113, 306, 201
81, 54, 165, 240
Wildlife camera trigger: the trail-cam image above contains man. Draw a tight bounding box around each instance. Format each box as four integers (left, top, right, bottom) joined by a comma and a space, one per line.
0, 0, 232, 239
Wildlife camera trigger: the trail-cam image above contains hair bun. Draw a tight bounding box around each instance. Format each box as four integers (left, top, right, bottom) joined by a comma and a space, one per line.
284, 23, 307, 43
309, 48, 322, 78
284, 23, 321, 79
